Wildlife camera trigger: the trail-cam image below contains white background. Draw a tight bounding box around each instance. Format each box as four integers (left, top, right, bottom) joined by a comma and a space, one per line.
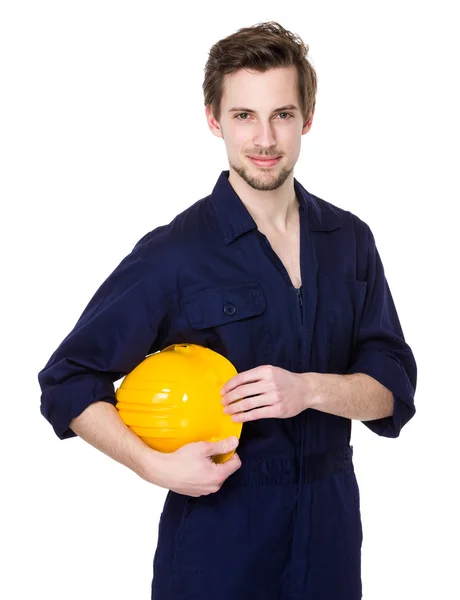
1, 1, 458, 598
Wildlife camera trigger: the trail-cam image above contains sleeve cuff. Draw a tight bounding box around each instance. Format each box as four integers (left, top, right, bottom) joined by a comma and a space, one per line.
39, 376, 117, 440
348, 349, 416, 438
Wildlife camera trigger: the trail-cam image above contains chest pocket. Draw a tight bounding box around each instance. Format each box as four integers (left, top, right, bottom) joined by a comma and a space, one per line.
318, 275, 367, 372
183, 282, 271, 372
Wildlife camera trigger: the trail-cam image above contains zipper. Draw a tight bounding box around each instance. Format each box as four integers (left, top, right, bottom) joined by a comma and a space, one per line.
255, 227, 311, 596
291, 282, 307, 596
296, 285, 303, 312
257, 231, 296, 289
256, 229, 304, 370
256, 230, 307, 593
295, 285, 303, 372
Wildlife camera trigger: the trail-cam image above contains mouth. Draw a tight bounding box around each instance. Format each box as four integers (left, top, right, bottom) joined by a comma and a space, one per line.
247, 156, 282, 168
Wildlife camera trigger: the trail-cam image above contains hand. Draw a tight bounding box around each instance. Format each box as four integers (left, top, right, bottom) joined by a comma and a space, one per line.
142, 437, 242, 497
221, 365, 314, 423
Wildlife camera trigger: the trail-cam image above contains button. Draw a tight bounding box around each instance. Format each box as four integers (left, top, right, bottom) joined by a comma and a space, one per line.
223, 303, 236, 316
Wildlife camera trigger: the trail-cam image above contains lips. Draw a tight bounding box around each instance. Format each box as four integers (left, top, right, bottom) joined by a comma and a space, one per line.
248, 156, 281, 167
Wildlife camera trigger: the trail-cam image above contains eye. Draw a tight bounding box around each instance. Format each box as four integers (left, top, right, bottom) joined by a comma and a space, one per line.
234, 112, 294, 120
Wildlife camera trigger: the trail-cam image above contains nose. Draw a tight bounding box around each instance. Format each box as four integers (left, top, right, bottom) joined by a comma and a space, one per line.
253, 120, 277, 151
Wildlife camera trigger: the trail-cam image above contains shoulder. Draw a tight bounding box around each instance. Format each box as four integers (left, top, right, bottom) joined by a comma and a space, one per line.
305, 188, 373, 244
129, 195, 217, 264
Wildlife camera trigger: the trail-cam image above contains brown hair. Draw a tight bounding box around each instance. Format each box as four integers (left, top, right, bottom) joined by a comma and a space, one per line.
203, 21, 317, 126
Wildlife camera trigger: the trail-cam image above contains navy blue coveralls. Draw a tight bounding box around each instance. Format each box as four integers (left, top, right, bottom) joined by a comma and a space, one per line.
38, 170, 417, 600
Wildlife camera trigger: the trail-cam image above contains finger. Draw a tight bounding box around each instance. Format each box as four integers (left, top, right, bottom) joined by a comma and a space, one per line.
222, 381, 270, 405
225, 393, 273, 415
231, 406, 276, 423
203, 436, 239, 457
220, 453, 242, 476
221, 366, 267, 394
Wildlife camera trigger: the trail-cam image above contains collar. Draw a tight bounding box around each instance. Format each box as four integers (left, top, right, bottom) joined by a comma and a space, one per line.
210, 170, 343, 245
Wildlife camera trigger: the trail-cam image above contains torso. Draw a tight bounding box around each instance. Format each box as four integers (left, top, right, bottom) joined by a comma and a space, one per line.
258, 210, 302, 290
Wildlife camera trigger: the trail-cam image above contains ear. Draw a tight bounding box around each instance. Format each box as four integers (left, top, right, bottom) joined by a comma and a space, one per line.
302, 107, 315, 135
205, 105, 224, 139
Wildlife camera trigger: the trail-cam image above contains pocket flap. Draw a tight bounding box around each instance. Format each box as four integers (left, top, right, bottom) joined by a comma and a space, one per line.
184, 283, 266, 329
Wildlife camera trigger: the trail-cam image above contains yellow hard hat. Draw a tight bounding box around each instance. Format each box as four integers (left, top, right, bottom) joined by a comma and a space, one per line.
115, 343, 242, 463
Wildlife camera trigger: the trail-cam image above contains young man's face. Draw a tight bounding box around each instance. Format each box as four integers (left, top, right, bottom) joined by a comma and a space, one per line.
206, 65, 313, 191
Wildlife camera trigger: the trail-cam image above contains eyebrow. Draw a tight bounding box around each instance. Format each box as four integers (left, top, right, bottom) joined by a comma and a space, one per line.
228, 104, 299, 113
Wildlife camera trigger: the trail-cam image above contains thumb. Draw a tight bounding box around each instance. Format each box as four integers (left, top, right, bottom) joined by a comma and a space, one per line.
203, 436, 239, 457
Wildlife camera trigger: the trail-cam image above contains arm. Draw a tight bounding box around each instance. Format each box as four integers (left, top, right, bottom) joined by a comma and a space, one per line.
70, 400, 242, 494
38, 237, 171, 441
38, 240, 243, 495
69, 400, 163, 481
304, 371, 394, 421
316, 221, 417, 437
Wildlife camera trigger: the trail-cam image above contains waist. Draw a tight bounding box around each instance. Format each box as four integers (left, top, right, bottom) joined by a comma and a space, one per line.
226, 444, 354, 485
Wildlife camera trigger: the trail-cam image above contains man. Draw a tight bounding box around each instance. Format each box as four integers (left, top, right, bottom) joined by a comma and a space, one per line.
38, 21, 417, 600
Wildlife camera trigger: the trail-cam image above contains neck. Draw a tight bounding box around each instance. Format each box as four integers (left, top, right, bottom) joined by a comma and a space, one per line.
228, 169, 299, 234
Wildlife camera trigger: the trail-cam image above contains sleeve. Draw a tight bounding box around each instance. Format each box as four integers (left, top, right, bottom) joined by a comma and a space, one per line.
348, 223, 417, 437
37, 244, 171, 440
